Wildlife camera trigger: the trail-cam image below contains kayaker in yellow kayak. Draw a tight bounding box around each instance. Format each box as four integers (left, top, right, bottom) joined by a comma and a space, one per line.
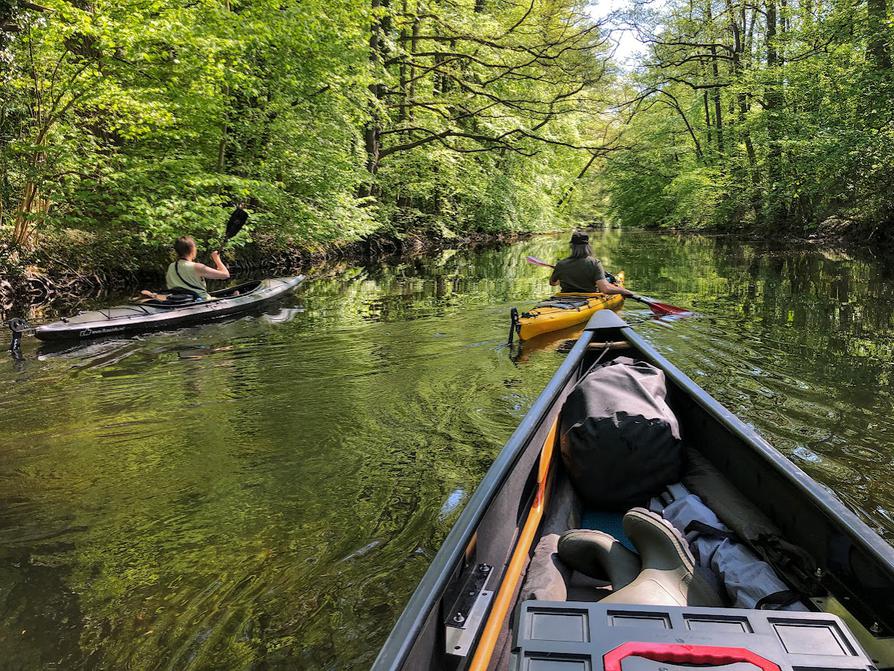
549, 231, 633, 297
142, 236, 230, 301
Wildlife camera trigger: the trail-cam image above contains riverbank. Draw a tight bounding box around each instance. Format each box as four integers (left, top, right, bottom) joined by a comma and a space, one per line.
635, 216, 894, 248
5, 219, 890, 322
0, 230, 531, 320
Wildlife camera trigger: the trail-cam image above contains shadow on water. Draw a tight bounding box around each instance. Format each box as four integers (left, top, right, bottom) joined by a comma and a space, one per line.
1, 231, 894, 668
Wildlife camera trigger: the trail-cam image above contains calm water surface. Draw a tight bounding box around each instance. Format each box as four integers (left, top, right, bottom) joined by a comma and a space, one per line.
2, 231, 894, 669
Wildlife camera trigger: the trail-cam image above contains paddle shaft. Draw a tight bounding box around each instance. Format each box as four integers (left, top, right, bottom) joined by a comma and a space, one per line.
526, 256, 555, 268
524, 255, 688, 316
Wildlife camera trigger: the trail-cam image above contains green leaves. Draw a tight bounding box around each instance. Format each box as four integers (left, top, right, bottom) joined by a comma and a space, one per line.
0, 0, 625, 254
1, 0, 376, 248
600, 0, 894, 233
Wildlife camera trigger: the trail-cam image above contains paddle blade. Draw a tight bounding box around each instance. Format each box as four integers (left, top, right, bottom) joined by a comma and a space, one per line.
225, 206, 249, 240
526, 255, 555, 268
636, 296, 691, 316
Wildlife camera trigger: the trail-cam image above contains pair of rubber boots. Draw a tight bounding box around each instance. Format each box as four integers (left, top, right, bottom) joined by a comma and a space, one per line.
558, 507, 723, 607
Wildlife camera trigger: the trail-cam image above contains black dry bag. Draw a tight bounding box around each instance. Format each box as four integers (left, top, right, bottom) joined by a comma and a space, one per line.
560, 357, 684, 509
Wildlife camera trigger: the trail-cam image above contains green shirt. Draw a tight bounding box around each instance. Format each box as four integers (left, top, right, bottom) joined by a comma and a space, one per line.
549, 257, 606, 293
165, 260, 210, 299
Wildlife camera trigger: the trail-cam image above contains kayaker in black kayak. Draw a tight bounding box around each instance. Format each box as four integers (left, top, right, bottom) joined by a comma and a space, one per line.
142, 236, 230, 301
549, 231, 633, 296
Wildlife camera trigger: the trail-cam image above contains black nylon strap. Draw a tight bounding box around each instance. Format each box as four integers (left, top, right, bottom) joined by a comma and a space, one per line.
684, 520, 737, 539
175, 260, 206, 294
756, 590, 799, 609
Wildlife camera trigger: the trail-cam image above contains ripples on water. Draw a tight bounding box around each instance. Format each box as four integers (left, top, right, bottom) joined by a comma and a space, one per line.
1, 231, 894, 668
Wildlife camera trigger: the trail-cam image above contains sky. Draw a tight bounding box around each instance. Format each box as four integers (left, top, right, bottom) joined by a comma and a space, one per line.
588, 0, 646, 67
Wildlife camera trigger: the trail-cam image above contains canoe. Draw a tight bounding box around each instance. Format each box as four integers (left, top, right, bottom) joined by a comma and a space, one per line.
511, 273, 626, 342
373, 310, 894, 671
34, 275, 305, 341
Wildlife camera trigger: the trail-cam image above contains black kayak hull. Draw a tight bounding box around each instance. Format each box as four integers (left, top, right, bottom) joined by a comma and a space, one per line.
372, 310, 894, 671
35, 275, 305, 341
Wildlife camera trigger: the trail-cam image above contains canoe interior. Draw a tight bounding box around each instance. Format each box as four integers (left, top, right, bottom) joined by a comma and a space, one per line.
375, 314, 894, 671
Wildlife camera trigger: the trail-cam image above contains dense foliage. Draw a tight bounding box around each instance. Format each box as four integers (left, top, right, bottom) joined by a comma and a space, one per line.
600, 0, 894, 234
3, 0, 891, 264
0, 0, 620, 258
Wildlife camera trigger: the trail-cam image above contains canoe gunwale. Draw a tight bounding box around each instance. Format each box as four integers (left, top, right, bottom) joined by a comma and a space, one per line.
370, 323, 596, 671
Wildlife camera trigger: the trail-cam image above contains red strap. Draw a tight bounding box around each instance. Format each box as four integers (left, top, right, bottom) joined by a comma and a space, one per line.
603, 642, 783, 671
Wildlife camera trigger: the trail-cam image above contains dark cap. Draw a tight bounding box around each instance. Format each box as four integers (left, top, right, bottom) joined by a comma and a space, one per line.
570, 231, 589, 245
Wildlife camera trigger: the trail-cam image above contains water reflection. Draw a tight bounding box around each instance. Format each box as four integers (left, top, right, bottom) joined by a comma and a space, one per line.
1, 231, 893, 668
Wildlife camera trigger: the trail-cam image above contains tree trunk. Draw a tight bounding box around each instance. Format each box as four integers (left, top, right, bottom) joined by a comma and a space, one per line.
868, 0, 891, 69
726, 0, 760, 218
217, 133, 227, 172
409, 11, 419, 120
433, 49, 444, 96
712, 86, 724, 156
765, 0, 783, 224
705, 0, 724, 155
13, 182, 37, 246
364, 0, 384, 188
663, 92, 703, 159
11, 124, 51, 248
557, 152, 598, 207
399, 0, 408, 122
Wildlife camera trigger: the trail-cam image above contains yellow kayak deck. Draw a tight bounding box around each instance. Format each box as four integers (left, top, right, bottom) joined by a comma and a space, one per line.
517, 292, 624, 340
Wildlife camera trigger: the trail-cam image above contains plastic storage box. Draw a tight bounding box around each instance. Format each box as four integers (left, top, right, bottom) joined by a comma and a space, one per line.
511, 602, 877, 671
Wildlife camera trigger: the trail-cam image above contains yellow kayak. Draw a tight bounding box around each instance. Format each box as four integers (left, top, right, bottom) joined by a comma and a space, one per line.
512, 272, 625, 341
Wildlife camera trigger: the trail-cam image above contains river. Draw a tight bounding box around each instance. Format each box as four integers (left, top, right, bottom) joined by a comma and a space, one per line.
1, 230, 893, 669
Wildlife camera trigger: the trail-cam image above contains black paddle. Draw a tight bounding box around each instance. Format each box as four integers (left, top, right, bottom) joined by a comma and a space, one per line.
220, 204, 249, 252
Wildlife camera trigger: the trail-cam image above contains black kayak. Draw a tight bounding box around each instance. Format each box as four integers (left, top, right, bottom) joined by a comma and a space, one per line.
373, 310, 894, 671
34, 275, 305, 341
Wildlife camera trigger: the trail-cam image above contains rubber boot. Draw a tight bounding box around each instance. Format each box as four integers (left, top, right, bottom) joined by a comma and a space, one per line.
558, 529, 640, 589
603, 508, 723, 607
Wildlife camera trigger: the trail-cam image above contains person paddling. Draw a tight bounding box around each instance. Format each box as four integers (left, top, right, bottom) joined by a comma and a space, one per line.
549, 231, 633, 297
142, 236, 230, 301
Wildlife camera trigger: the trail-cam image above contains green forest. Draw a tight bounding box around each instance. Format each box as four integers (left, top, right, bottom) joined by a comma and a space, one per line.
1, 0, 892, 274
